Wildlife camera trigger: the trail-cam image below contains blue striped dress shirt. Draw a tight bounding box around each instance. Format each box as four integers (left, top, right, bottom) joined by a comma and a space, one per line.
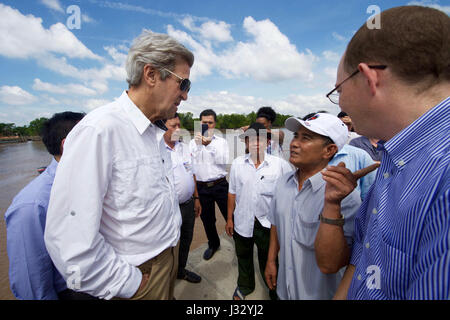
347, 97, 450, 299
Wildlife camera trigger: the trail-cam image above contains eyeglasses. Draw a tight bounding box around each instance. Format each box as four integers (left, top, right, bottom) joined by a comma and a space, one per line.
326, 65, 387, 105
162, 68, 191, 92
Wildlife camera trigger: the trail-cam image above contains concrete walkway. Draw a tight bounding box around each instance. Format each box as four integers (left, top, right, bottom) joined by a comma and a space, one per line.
174, 233, 270, 300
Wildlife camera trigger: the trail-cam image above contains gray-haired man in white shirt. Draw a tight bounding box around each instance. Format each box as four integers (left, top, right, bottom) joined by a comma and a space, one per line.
44, 31, 194, 300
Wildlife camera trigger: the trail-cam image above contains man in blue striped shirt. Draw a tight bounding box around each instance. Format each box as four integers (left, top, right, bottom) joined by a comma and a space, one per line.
324, 6, 449, 299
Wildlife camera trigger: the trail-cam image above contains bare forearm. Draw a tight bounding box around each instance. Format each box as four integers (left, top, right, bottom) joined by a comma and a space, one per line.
315, 201, 350, 274
267, 225, 280, 263
227, 193, 236, 221
333, 264, 355, 300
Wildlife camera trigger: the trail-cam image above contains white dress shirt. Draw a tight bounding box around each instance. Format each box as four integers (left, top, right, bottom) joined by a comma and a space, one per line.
189, 135, 229, 182
165, 141, 195, 204
228, 153, 293, 237
44, 91, 181, 300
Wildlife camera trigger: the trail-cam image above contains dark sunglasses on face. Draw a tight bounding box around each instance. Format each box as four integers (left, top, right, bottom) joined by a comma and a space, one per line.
162, 68, 191, 92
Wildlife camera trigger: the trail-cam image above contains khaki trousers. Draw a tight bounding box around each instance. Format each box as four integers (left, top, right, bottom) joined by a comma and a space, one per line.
128, 242, 179, 300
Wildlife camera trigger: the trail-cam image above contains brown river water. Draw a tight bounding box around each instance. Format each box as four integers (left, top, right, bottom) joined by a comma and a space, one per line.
0, 141, 52, 299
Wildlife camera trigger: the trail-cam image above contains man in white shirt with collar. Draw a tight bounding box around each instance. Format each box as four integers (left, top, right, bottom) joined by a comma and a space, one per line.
162, 113, 202, 284
189, 109, 229, 260
44, 31, 194, 300
226, 122, 292, 300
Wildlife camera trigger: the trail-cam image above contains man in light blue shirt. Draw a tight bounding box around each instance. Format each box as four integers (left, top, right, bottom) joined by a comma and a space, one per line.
4, 111, 89, 300
329, 144, 376, 201
265, 113, 362, 300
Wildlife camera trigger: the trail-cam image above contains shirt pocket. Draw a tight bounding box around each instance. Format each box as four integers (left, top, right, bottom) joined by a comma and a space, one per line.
293, 210, 320, 250
378, 239, 412, 299
110, 157, 162, 210
259, 175, 277, 196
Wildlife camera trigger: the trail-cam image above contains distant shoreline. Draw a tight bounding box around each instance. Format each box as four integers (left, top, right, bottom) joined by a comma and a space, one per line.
0, 136, 41, 144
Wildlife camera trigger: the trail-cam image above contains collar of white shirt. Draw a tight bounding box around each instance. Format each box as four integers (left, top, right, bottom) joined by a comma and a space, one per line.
244, 152, 270, 168
120, 91, 153, 135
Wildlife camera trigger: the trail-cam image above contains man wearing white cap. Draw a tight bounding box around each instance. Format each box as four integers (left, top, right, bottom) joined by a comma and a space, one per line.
265, 113, 362, 300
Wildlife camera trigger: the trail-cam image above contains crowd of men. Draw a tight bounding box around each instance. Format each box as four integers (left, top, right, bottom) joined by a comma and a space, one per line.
4, 5, 449, 300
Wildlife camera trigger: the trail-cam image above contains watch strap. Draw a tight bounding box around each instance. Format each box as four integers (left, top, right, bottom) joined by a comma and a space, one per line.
319, 213, 345, 226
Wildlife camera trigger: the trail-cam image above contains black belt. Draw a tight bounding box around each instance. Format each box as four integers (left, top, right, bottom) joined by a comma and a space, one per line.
197, 177, 227, 188
180, 197, 194, 206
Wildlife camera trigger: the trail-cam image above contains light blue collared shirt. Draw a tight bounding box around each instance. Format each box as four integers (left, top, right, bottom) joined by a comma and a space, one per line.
5, 158, 67, 300
268, 170, 361, 300
329, 144, 377, 201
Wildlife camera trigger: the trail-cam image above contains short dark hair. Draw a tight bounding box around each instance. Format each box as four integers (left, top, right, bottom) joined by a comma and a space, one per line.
344, 6, 450, 90
41, 111, 85, 156
256, 106, 276, 123
337, 111, 348, 118
200, 109, 217, 122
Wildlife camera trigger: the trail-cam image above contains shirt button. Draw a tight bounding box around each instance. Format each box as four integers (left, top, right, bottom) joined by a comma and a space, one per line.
70, 211, 76, 216
372, 208, 378, 214
398, 160, 405, 166
357, 274, 362, 281
365, 242, 370, 249
383, 172, 390, 179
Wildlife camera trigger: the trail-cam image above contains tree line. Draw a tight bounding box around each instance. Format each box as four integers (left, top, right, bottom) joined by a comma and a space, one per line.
0, 118, 48, 137
0, 112, 293, 137
179, 111, 292, 131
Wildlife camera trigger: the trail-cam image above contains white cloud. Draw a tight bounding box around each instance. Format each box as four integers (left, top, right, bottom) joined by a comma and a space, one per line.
32, 79, 98, 96
0, 85, 37, 105
0, 4, 100, 60
169, 16, 317, 83
84, 98, 113, 111
40, 0, 64, 13
332, 32, 347, 42
82, 13, 96, 24
322, 50, 341, 62
407, 0, 450, 14
181, 91, 339, 119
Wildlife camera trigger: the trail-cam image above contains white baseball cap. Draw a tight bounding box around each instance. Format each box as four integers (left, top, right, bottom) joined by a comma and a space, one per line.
285, 113, 348, 151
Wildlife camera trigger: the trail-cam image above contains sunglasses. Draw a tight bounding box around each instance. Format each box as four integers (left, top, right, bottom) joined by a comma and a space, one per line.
162, 68, 191, 92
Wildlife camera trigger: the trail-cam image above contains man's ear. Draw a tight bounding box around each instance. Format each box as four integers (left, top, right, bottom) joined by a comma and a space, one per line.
324, 144, 338, 160
60, 138, 66, 155
142, 64, 157, 87
358, 63, 380, 96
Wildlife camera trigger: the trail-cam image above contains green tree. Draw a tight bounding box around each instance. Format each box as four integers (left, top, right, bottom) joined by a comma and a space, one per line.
27, 117, 48, 136
0, 123, 16, 136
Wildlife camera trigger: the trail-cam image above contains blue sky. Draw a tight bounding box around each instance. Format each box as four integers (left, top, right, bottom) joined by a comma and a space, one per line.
0, 0, 449, 126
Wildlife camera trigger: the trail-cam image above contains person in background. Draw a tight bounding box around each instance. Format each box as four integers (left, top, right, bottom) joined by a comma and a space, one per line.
189, 109, 229, 261
4, 111, 96, 300
337, 111, 360, 143
265, 113, 361, 300
162, 113, 202, 284
326, 6, 449, 299
242, 106, 285, 157
226, 122, 292, 300
349, 136, 382, 162
44, 31, 194, 300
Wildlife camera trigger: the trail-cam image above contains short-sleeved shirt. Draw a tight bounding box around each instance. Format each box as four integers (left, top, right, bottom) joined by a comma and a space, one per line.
228, 153, 293, 237
268, 170, 362, 300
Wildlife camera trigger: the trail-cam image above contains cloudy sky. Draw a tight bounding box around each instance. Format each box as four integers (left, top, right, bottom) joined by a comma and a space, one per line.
0, 0, 448, 125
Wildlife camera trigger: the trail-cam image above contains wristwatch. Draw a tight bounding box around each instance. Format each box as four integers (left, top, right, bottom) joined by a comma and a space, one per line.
318, 213, 345, 226
193, 196, 200, 200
